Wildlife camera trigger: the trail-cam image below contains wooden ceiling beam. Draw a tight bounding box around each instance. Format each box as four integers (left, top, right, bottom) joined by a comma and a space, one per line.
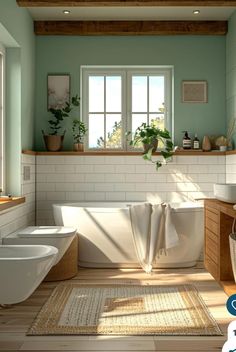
16, 0, 236, 7
34, 20, 227, 35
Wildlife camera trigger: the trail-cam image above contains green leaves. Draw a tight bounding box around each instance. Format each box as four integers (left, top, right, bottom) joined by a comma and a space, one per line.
48, 94, 80, 135
72, 95, 80, 107
142, 147, 153, 161
72, 119, 88, 143
155, 161, 162, 170
127, 121, 174, 171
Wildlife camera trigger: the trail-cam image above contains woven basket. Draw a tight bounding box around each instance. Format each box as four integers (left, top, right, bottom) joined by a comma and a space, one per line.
229, 232, 236, 283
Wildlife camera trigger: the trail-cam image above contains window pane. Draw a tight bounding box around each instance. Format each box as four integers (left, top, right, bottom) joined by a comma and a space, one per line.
106, 114, 122, 149
149, 114, 165, 130
106, 76, 121, 112
132, 114, 147, 134
89, 114, 104, 148
89, 76, 104, 112
149, 76, 165, 113
131, 114, 147, 148
132, 76, 147, 112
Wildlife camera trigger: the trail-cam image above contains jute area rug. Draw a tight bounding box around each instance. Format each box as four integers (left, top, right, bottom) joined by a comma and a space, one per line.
28, 283, 222, 336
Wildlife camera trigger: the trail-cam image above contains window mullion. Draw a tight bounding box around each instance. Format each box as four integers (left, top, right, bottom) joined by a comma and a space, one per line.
104, 76, 106, 149
147, 75, 149, 125
126, 70, 132, 151
123, 70, 127, 151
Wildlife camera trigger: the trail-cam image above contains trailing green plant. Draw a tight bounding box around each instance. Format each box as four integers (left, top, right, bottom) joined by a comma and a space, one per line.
47, 95, 80, 135
72, 119, 88, 143
127, 122, 173, 170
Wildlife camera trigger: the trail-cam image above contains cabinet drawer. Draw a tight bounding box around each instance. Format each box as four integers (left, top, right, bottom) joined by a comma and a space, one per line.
205, 236, 218, 264
205, 209, 218, 223
205, 217, 218, 235
205, 205, 219, 215
205, 255, 219, 280
205, 228, 218, 244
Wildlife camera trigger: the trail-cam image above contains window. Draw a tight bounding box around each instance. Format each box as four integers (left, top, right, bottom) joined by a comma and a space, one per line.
82, 66, 173, 151
0, 43, 5, 191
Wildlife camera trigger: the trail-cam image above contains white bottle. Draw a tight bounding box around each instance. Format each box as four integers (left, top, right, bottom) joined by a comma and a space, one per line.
193, 133, 200, 150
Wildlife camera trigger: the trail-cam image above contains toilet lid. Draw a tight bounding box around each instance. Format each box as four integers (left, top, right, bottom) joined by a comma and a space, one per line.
17, 226, 77, 238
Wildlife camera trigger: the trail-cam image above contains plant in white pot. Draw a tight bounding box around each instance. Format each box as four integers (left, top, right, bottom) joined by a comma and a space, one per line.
72, 119, 88, 152
127, 121, 173, 170
42, 95, 80, 152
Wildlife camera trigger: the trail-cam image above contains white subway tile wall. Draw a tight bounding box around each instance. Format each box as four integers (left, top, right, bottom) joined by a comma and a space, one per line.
226, 154, 236, 183
0, 153, 233, 235
0, 154, 36, 240
36, 154, 226, 225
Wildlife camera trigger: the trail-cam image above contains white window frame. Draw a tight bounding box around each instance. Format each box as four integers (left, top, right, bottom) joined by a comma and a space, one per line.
81, 65, 173, 151
0, 43, 5, 192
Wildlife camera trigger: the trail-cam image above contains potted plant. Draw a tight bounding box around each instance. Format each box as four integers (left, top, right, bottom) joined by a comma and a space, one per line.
42, 95, 80, 152
72, 119, 88, 152
127, 121, 173, 170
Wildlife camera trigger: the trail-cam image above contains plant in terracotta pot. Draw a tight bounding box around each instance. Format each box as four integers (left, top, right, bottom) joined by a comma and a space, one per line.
42, 94, 80, 152
72, 119, 88, 152
127, 121, 173, 170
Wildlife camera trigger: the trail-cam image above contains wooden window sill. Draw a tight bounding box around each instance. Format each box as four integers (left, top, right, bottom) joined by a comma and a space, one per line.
0, 197, 25, 212
22, 150, 228, 156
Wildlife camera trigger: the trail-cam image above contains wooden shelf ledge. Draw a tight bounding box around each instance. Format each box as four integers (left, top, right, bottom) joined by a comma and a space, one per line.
22, 150, 228, 156
0, 197, 25, 212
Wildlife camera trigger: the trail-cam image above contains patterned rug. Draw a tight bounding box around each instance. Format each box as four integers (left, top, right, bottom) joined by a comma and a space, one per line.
28, 284, 222, 336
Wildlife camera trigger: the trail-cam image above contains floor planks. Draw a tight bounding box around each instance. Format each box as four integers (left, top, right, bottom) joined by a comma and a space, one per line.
0, 265, 232, 352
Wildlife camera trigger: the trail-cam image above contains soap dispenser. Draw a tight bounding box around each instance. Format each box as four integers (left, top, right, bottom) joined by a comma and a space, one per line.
182, 131, 192, 149
193, 133, 200, 150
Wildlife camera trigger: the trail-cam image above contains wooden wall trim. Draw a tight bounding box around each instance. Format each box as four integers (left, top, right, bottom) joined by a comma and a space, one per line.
34, 20, 227, 35
0, 197, 25, 212
23, 150, 227, 155
16, 0, 236, 7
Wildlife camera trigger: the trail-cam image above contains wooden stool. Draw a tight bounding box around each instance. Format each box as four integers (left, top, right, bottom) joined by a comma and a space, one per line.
44, 235, 78, 282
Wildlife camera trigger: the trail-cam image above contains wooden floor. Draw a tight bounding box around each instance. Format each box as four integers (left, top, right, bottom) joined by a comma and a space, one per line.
0, 265, 231, 352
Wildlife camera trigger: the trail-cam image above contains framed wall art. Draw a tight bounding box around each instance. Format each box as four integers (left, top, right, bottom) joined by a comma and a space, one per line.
47, 74, 70, 110
182, 80, 208, 103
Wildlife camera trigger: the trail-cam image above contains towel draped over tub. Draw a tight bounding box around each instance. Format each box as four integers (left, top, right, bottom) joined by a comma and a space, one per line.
129, 203, 179, 273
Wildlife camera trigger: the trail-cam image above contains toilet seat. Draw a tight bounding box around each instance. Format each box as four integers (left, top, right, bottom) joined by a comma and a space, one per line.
3, 226, 77, 265
17, 226, 76, 238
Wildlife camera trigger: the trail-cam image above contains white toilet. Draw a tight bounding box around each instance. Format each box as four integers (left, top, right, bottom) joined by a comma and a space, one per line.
2, 226, 77, 265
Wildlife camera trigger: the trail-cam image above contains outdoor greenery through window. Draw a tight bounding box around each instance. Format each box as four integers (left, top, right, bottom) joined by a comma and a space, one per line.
0, 43, 5, 192
81, 66, 173, 151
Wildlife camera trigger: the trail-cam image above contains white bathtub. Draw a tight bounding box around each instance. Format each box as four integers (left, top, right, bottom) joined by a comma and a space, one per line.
53, 201, 204, 268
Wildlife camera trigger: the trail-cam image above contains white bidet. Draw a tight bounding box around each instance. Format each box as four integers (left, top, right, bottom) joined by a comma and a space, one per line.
0, 245, 58, 304
2, 226, 77, 264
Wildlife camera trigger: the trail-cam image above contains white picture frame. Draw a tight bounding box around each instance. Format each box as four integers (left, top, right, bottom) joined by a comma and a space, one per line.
47, 74, 70, 110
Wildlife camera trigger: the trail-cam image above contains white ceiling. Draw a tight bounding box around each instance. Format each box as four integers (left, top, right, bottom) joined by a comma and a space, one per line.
28, 6, 236, 21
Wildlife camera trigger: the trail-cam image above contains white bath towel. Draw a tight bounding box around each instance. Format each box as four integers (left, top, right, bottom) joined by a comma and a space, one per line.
129, 203, 152, 273
129, 203, 179, 273
164, 204, 180, 249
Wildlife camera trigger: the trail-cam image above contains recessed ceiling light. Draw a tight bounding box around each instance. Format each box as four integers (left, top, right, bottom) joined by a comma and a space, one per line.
63, 10, 70, 15
193, 10, 200, 15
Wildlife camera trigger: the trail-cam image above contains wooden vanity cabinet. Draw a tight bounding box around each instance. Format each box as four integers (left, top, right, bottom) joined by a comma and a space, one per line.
204, 199, 236, 295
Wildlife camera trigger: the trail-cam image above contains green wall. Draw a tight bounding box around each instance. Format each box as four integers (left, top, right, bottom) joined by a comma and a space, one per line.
0, 0, 35, 150
35, 35, 226, 150
226, 10, 236, 147
0, 0, 35, 194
